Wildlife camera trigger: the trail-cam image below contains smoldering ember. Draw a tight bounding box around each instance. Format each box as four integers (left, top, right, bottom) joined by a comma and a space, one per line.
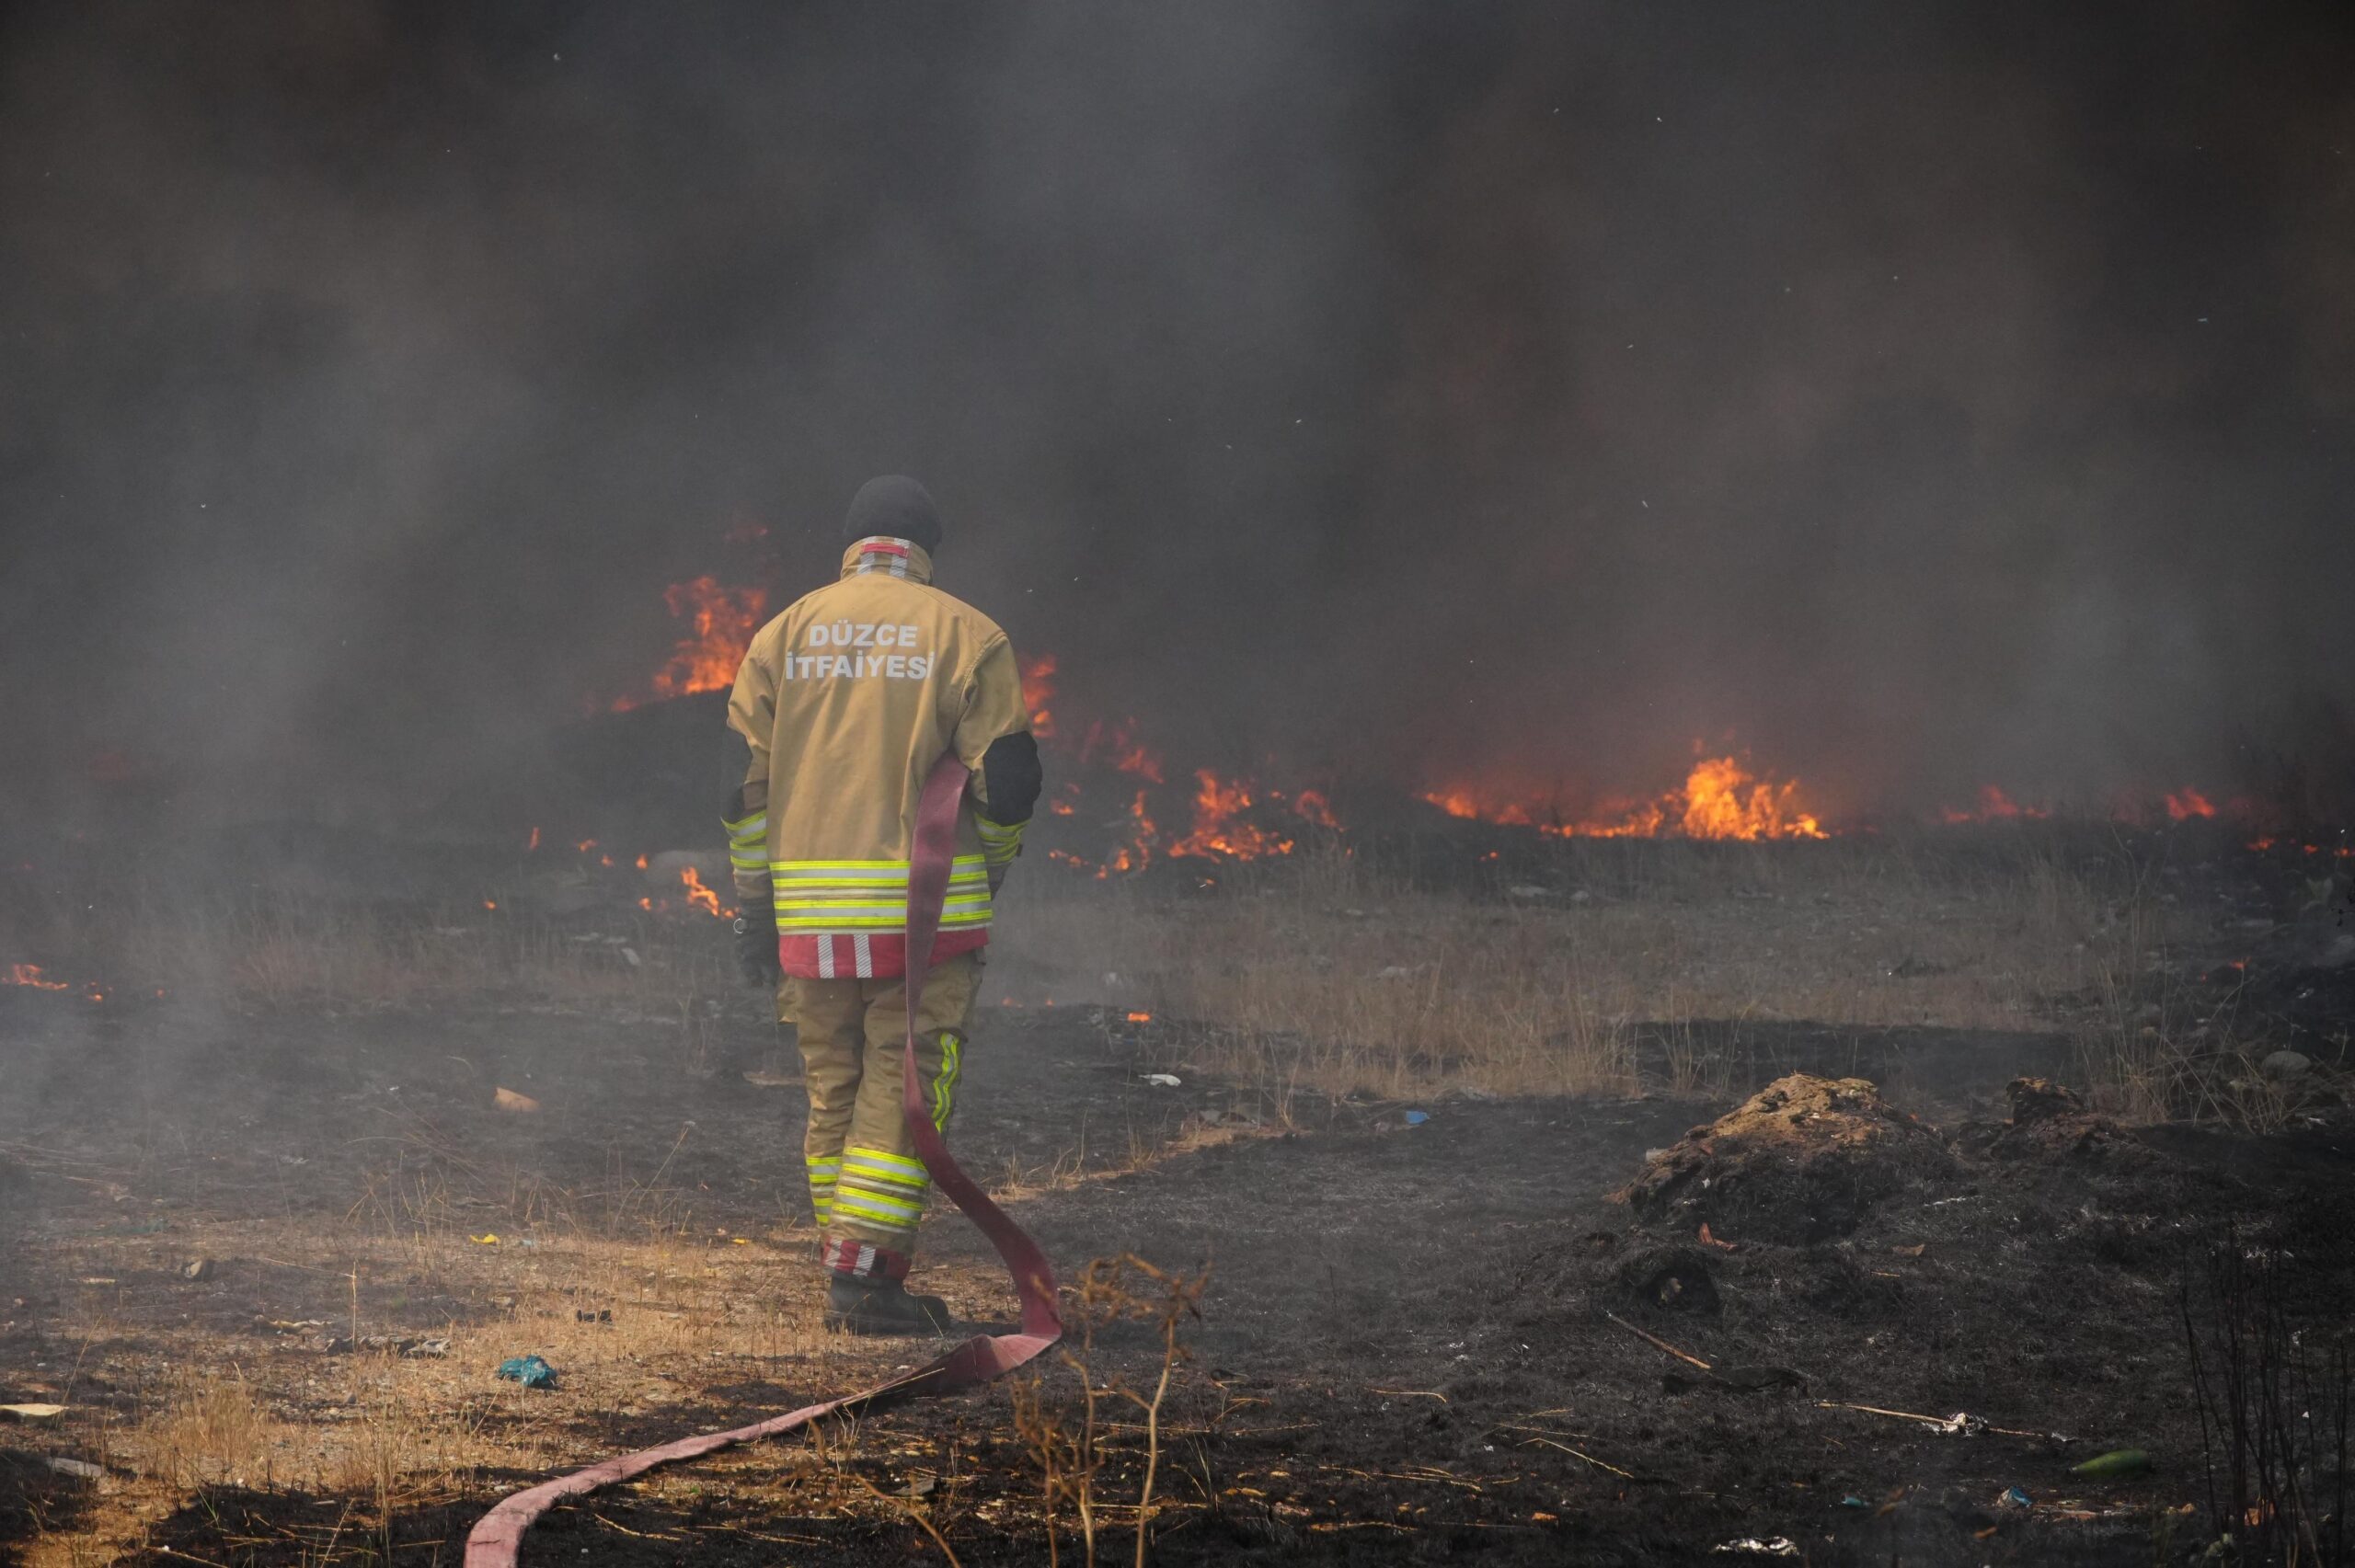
4, 7, 2353, 1568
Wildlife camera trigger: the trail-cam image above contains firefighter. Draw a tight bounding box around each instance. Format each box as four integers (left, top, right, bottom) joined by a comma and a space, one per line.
723, 475, 1041, 1335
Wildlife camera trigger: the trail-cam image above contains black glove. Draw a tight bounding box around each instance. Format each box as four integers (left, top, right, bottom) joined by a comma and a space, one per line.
732, 904, 782, 989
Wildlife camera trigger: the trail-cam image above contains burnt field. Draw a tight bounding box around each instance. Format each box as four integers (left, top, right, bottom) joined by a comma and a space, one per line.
3, 824, 2352, 1566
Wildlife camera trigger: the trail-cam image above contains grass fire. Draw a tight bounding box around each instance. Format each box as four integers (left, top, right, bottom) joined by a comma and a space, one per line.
5, 8, 2355, 1568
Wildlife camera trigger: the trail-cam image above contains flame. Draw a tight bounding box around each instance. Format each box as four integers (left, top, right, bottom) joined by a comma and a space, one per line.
2165, 788, 2218, 821
1020, 653, 1058, 738
1078, 718, 1165, 784
1936, 785, 2049, 824
5, 964, 68, 990
1168, 770, 1296, 859
1125, 1011, 1153, 1024
1097, 790, 1157, 878
1421, 754, 1823, 841
679, 865, 728, 918
610, 576, 767, 713
1291, 788, 1342, 830
1671, 756, 1823, 841
1019, 648, 1352, 872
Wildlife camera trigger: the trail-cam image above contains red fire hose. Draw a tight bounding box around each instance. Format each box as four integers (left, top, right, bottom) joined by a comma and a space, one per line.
465, 755, 1063, 1566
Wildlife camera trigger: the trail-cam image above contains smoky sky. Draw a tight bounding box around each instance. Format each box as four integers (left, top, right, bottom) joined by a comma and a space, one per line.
3, 1, 2351, 825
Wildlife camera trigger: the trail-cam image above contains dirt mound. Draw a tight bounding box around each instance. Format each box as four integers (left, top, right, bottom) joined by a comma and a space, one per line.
1956, 1076, 2151, 1165
1611, 1242, 1724, 1314
1622, 1074, 1957, 1244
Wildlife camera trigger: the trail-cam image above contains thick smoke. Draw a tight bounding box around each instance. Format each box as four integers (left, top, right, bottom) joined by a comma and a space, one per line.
2, 2, 2350, 830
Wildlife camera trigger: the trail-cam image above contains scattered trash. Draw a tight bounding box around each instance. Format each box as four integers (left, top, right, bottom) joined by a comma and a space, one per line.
1838, 1495, 1867, 1509
471, 1233, 500, 1245
1697, 1222, 1737, 1250
1712, 1537, 1798, 1557
497, 1355, 558, 1391
1505, 884, 1555, 900
1140, 1073, 1181, 1088
2071, 1448, 2152, 1479
494, 1087, 542, 1114
1890, 1242, 1927, 1258
741, 1070, 797, 1088
47, 1457, 105, 1481
619, 946, 642, 967
0, 1403, 65, 1421
182, 1257, 214, 1282
575, 1309, 612, 1323
1999, 1485, 2032, 1508
1403, 1110, 1430, 1127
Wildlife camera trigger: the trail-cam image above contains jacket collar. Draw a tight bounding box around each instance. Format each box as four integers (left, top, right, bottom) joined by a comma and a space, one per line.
841, 536, 936, 584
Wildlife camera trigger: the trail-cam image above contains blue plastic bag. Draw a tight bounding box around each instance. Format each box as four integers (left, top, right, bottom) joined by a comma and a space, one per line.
497, 1355, 557, 1391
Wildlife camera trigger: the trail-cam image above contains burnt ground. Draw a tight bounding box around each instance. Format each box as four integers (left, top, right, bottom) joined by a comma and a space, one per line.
4, 978, 2352, 1567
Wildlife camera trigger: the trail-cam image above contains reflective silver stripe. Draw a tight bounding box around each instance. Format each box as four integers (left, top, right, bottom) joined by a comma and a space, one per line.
769, 855, 990, 869
831, 1190, 924, 1228
769, 859, 990, 880
844, 1147, 928, 1185
854, 933, 873, 979
775, 896, 994, 917
816, 934, 836, 979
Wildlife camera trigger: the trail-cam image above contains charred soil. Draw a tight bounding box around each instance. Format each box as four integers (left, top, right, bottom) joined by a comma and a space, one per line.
4, 979, 2353, 1567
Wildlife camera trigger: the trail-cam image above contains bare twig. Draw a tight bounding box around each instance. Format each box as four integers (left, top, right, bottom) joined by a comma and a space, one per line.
854, 1471, 962, 1567
1603, 1310, 1712, 1371
1520, 1435, 1636, 1479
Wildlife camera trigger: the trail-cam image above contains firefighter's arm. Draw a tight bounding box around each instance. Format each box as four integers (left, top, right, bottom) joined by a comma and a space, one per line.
723, 637, 780, 985
955, 636, 1041, 891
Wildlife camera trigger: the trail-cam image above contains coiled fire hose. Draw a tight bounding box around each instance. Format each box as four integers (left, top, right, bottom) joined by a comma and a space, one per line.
465, 755, 1064, 1565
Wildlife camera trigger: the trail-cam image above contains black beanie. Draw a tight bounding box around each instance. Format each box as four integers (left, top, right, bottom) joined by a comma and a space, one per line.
844, 475, 943, 554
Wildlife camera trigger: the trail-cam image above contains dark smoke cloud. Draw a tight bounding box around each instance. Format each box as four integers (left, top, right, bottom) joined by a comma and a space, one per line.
2, 2, 2349, 829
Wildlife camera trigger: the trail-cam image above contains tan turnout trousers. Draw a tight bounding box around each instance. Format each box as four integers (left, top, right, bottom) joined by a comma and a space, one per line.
781, 952, 980, 1258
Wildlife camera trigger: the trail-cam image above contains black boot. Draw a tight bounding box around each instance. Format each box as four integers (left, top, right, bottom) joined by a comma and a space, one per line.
824, 1275, 954, 1336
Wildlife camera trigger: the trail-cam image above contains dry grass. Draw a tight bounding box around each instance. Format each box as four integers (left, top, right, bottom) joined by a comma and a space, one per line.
14, 1197, 874, 1566
0, 826, 2315, 1563
0, 826, 2295, 1120
997, 830, 2291, 1125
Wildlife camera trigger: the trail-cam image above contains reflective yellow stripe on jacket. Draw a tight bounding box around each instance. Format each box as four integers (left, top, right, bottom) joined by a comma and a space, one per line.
768, 855, 994, 933
973, 815, 1025, 868
724, 810, 767, 876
